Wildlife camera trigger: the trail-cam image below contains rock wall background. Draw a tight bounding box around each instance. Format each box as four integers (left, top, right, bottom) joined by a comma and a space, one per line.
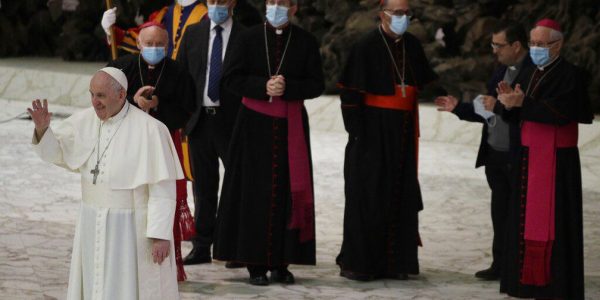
1, 0, 599, 111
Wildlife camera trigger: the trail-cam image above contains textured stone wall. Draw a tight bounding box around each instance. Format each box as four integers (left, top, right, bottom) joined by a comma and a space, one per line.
1, 0, 599, 111
277, 0, 599, 110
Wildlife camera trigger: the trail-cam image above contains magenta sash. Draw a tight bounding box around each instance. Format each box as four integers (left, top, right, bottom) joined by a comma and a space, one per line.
520, 121, 578, 286
242, 96, 314, 242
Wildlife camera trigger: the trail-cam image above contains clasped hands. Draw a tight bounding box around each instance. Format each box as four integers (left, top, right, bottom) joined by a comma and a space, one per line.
134, 86, 159, 112
266, 75, 286, 97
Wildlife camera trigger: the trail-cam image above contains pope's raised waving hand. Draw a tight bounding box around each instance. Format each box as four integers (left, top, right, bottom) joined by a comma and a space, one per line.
27, 99, 52, 140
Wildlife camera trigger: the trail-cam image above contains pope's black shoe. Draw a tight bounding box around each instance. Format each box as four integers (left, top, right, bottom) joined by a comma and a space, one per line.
475, 266, 500, 280
182, 247, 212, 265
270, 268, 295, 284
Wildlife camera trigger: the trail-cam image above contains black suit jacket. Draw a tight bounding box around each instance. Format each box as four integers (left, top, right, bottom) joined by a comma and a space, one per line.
452, 54, 534, 168
177, 18, 244, 136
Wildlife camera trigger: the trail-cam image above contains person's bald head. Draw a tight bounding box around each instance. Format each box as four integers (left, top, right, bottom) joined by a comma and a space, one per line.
380, 0, 409, 8
89, 71, 127, 121
137, 25, 168, 50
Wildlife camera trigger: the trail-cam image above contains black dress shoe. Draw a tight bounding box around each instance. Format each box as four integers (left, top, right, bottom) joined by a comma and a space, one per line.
249, 274, 269, 286
182, 248, 212, 265
475, 266, 500, 280
225, 261, 245, 269
339, 270, 375, 282
270, 269, 295, 284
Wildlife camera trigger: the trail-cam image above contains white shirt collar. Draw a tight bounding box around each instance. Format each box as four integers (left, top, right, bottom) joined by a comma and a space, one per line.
211, 17, 233, 32
103, 101, 129, 124
537, 55, 560, 71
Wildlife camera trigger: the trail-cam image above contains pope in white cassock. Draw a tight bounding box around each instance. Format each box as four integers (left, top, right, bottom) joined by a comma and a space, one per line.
29, 67, 182, 299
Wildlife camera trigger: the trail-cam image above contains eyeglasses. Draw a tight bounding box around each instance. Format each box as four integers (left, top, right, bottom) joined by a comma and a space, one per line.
490, 42, 509, 50
528, 39, 560, 48
383, 9, 413, 18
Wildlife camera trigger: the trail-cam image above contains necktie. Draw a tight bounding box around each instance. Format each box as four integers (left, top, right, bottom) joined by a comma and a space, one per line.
207, 25, 223, 103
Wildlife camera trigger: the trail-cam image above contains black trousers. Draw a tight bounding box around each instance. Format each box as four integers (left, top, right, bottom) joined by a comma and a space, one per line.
189, 108, 231, 251
484, 148, 511, 272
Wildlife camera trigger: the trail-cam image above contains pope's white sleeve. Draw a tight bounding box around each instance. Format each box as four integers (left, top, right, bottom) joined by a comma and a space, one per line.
32, 127, 67, 167
146, 179, 176, 241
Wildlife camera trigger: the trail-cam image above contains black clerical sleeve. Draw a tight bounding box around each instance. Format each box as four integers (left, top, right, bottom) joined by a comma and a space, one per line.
340, 90, 364, 136
281, 34, 325, 101
221, 30, 270, 101
152, 61, 195, 129
452, 102, 485, 123
520, 60, 592, 125
338, 39, 367, 136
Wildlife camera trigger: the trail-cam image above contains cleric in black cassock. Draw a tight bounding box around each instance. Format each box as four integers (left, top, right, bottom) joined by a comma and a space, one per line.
107, 22, 195, 281
336, 0, 440, 281
107, 27, 194, 132
213, 0, 324, 286
497, 19, 593, 300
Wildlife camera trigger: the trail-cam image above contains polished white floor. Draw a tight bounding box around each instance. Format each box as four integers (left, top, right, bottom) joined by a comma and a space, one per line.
1, 97, 599, 299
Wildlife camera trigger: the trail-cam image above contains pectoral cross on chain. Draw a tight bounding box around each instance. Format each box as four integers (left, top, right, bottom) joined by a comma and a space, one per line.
91, 163, 100, 184
400, 82, 407, 98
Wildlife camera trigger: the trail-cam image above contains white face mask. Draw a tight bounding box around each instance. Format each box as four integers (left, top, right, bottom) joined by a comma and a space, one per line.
177, 0, 197, 7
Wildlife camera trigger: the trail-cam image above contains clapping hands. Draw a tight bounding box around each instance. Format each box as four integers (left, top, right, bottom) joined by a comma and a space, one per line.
496, 81, 524, 109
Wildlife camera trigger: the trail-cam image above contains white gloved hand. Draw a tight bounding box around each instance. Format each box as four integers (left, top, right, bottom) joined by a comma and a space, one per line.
101, 7, 117, 35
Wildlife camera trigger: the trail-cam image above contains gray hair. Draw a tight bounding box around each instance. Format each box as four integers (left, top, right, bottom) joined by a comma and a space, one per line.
549, 28, 564, 41
102, 74, 125, 94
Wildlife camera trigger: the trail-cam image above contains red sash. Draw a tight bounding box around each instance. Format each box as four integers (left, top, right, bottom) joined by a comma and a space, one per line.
242, 96, 314, 242
364, 85, 420, 175
520, 121, 578, 286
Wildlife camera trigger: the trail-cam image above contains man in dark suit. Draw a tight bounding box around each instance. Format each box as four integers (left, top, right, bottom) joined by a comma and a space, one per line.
177, 0, 244, 266
435, 21, 532, 280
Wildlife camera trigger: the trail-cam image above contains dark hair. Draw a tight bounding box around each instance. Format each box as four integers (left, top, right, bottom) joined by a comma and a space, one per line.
492, 21, 528, 49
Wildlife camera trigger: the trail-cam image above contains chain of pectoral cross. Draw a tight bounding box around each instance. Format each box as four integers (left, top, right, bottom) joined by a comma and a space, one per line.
379, 25, 407, 98
525, 57, 561, 98
264, 22, 293, 103
90, 103, 130, 184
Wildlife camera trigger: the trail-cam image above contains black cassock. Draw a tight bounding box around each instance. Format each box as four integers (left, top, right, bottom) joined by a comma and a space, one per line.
108, 54, 195, 131
213, 23, 324, 267
500, 57, 593, 300
336, 28, 438, 278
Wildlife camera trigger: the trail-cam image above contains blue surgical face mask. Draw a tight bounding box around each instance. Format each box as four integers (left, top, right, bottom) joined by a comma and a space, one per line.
266, 5, 289, 28
208, 4, 229, 24
141, 46, 166, 65
529, 46, 551, 66
387, 13, 409, 36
